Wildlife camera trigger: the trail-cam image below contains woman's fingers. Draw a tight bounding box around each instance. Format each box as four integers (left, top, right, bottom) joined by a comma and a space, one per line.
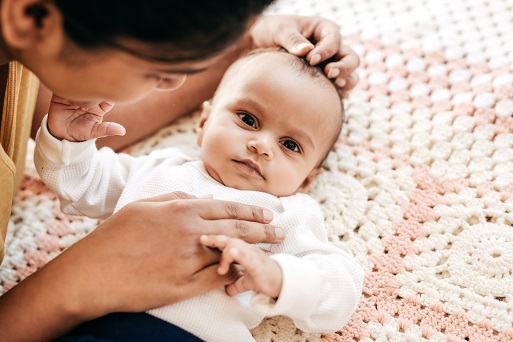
323, 46, 360, 78
195, 199, 273, 222
270, 16, 342, 65
202, 218, 282, 243
131, 195, 284, 244
173, 199, 284, 243
323, 45, 360, 92
337, 71, 360, 93
250, 15, 360, 93
304, 19, 343, 65
146, 196, 273, 223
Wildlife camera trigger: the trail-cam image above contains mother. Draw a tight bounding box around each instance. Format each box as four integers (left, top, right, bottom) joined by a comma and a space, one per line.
0, 0, 359, 340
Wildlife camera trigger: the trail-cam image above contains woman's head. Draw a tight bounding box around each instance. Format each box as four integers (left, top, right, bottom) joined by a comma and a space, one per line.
0, 0, 274, 104
54, 0, 273, 63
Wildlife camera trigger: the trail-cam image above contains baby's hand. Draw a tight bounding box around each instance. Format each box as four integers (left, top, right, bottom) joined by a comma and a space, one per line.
200, 235, 282, 298
47, 95, 126, 142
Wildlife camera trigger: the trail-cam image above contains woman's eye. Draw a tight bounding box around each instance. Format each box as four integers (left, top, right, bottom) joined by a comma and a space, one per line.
148, 74, 162, 80
281, 139, 300, 152
154, 77, 171, 87
147, 74, 171, 83
148, 75, 164, 85
238, 113, 256, 128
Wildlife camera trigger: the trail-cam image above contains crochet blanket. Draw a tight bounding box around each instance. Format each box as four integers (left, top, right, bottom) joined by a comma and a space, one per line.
2, 0, 512, 340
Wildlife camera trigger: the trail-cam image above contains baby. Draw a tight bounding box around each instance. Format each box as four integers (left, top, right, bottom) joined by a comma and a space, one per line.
35, 49, 364, 342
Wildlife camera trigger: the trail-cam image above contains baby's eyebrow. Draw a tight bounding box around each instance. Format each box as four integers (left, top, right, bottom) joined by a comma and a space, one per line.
288, 128, 314, 150
234, 97, 266, 116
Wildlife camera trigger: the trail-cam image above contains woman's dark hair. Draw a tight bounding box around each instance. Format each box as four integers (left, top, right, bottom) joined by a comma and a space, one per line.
53, 0, 275, 62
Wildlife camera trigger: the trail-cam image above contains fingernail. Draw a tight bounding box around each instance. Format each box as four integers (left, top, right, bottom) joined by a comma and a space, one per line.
198, 194, 214, 199
294, 42, 313, 53
275, 227, 285, 240
310, 54, 321, 66
263, 209, 274, 222
328, 68, 340, 79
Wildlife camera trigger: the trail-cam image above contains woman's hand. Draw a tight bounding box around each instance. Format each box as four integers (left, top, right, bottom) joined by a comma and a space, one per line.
0, 192, 284, 341
250, 15, 360, 93
47, 95, 126, 141
64, 193, 283, 313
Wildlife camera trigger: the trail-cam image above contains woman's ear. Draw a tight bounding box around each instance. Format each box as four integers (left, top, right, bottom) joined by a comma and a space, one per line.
298, 167, 323, 192
1, 0, 61, 50
196, 101, 212, 147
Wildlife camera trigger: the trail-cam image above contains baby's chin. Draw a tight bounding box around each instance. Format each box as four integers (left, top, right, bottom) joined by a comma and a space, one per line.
208, 166, 298, 197
224, 179, 297, 198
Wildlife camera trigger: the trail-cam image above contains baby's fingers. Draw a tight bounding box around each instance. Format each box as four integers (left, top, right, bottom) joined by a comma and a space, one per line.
93, 122, 126, 139
200, 235, 232, 274
200, 235, 247, 275
219, 247, 241, 275
221, 242, 263, 277
200, 235, 231, 250
226, 277, 249, 297
50, 95, 79, 108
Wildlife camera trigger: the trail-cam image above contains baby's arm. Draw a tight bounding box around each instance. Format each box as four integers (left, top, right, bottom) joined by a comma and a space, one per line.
200, 204, 365, 335
47, 95, 125, 142
35, 116, 135, 218
35, 98, 183, 218
199, 235, 282, 298
256, 195, 364, 333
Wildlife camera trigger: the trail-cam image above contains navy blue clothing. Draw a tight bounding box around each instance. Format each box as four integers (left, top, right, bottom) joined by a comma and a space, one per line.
55, 312, 204, 342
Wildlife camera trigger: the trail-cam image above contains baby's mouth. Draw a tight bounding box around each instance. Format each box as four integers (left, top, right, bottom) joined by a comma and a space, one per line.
234, 160, 264, 179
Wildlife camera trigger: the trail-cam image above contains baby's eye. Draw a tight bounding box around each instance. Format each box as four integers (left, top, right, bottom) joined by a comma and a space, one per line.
281, 139, 300, 152
238, 113, 256, 128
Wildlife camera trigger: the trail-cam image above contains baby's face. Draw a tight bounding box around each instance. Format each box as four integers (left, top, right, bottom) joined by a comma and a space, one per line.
197, 53, 342, 197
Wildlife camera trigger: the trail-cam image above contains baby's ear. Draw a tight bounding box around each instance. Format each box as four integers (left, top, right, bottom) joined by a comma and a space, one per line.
298, 167, 323, 192
196, 101, 212, 146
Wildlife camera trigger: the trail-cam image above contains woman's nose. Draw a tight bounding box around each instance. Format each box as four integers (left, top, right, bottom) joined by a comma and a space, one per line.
155, 74, 187, 91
